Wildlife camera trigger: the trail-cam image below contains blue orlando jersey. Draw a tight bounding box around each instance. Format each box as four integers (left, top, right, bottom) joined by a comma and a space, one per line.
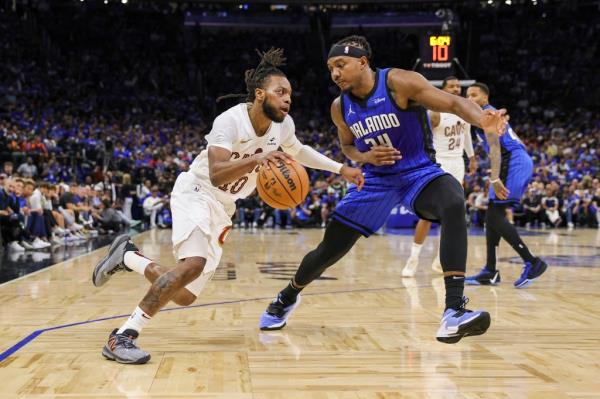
474, 104, 526, 153
340, 68, 436, 174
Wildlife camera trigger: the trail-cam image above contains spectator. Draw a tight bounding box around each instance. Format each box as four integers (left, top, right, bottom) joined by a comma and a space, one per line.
143, 186, 168, 228
541, 188, 561, 227
17, 157, 38, 178
523, 188, 543, 228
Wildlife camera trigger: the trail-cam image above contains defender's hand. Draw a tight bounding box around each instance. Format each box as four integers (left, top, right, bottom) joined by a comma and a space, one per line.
481, 108, 509, 136
340, 165, 364, 191
493, 179, 510, 200
363, 145, 402, 166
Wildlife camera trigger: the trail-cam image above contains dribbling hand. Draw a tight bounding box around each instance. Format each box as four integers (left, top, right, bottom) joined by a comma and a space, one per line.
257, 151, 294, 170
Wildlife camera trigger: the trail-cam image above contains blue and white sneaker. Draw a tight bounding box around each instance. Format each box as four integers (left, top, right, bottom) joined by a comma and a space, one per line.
465, 267, 501, 285
259, 294, 302, 331
436, 297, 491, 344
514, 258, 547, 288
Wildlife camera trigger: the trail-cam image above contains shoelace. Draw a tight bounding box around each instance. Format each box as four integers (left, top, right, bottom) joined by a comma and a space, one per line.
453, 297, 472, 317
107, 263, 125, 275
115, 333, 137, 349
266, 300, 286, 317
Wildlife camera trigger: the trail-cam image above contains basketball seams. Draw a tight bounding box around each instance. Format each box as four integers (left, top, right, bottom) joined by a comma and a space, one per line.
268, 161, 298, 205
256, 176, 291, 209
288, 161, 309, 201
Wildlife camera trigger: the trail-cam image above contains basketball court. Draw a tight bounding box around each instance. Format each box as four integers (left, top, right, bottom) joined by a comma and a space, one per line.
1, 227, 599, 398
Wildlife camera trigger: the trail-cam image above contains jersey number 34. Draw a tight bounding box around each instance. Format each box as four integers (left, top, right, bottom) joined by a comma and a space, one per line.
365, 133, 392, 148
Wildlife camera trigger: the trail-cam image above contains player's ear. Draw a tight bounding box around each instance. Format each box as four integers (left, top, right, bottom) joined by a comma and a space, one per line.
254, 88, 265, 103
359, 56, 368, 70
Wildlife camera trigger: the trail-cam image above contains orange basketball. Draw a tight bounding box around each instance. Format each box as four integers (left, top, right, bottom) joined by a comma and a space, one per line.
257, 159, 310, 209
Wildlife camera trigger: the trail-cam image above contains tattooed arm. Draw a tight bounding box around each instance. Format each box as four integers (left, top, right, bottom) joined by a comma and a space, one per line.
485, 132, 509, 200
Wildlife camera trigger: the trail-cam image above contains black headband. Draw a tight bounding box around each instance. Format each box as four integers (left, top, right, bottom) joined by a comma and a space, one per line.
327, 44, 368, 60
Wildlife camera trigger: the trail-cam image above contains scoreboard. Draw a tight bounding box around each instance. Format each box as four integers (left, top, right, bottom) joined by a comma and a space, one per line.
418, 33, 455, 80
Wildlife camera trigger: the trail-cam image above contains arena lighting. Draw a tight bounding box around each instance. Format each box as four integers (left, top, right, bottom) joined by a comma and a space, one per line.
487, 0, 493, 4
121, 0, 127, 4
505, 0, 512, 4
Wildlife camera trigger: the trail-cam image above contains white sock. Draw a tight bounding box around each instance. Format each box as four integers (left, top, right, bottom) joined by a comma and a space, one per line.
124, 251, 153, 275
410, 242, 423, 258
118, 306, 151, 334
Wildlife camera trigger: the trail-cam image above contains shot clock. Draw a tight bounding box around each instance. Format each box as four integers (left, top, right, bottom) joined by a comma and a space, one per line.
418, 33, 455, 79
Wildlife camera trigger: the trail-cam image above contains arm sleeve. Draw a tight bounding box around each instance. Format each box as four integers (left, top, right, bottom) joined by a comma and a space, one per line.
464, 123, 474, 157
279, 116, 343, 174
294, 145, 343, 174
206, 114, 237, 152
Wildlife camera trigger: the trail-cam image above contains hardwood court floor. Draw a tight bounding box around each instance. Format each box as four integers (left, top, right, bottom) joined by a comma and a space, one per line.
1, 227, 599, 398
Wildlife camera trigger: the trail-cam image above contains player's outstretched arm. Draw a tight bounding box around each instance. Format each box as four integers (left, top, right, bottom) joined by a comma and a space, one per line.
485, 131, 509, 200
280, 111, 364, 190
388, 70, 507, 135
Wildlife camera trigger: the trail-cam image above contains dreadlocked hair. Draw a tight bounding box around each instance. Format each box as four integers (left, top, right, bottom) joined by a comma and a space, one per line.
216, 47, 287, 103
335, 35, 372, 61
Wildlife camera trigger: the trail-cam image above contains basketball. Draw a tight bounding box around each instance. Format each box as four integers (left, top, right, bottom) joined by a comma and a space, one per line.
257, 159, 309, 209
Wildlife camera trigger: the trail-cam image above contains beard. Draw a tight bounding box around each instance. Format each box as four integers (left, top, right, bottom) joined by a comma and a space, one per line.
262, 98, 285, 123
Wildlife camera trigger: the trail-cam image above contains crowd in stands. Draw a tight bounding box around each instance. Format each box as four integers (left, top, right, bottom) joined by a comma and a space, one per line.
0, 4, 598, 252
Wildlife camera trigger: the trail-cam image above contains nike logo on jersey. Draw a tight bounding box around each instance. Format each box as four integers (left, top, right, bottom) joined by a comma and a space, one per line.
240, 138, 253, 144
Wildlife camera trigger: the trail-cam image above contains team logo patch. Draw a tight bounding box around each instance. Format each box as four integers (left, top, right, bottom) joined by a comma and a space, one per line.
348, 105, 355, 117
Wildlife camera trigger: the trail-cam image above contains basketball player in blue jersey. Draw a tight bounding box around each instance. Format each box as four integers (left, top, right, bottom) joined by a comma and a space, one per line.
259, 35, 508, 343
465, 83, 547, 288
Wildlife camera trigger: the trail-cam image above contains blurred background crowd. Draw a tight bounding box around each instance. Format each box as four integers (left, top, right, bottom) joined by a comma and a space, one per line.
0, 0, 598, 253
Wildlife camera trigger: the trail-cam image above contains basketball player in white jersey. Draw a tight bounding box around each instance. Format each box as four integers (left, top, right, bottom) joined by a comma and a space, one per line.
91, 48, 364, 364
401, 76, 476, 277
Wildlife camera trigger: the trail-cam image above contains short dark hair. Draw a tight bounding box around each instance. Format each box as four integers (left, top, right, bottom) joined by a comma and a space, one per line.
334, 35, 372, 62
469, 82, 490, 96
442, 76, 459, 88
217, 48, 287, 103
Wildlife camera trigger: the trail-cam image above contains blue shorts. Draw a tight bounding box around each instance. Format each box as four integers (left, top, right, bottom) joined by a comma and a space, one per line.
332, 164, 446, 237
490, 149, 533, 205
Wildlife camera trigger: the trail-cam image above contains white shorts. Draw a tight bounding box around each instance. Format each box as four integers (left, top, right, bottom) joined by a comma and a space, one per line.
171, 172, 233, 296
438, 158, 465, 183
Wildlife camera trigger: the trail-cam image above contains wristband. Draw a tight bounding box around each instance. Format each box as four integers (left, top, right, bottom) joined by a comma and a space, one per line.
490, 178, 500, 184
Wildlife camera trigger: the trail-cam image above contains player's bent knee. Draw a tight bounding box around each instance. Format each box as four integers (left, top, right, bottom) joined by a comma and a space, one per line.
178, 256, 207, 284
173, 290, 197, 306
443, 194, 466, 220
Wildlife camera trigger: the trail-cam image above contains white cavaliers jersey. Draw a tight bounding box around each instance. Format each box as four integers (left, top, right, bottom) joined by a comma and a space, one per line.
189, 103, 303, 208
432, 112, 473, 160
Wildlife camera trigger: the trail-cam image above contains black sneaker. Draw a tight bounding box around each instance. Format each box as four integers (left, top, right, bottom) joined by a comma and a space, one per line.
514, 258, 547, 288
465, 267, 501, 285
